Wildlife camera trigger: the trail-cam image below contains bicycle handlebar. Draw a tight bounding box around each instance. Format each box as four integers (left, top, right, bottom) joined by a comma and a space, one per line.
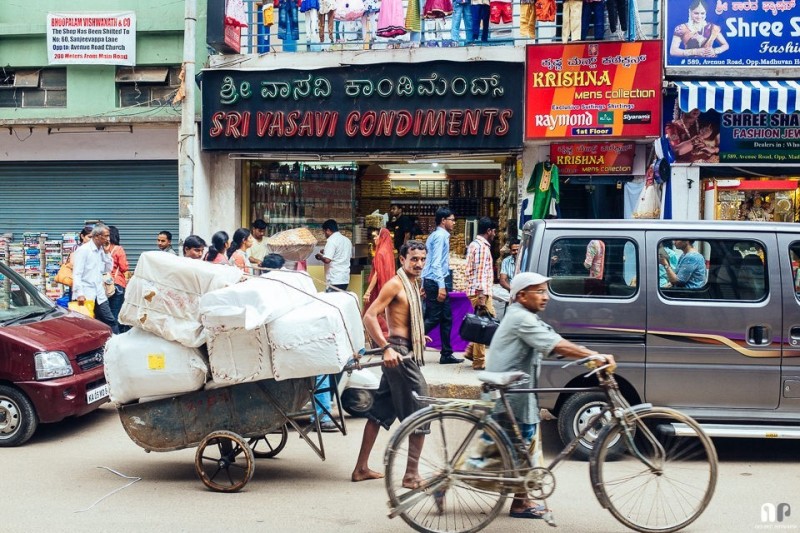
562, 354, 617, 375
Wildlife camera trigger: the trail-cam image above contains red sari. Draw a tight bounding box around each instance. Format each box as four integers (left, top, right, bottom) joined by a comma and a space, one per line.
365, 228, 395, 337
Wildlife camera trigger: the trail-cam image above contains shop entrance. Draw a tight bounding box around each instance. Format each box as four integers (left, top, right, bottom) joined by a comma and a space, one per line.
559, 178, 626, 219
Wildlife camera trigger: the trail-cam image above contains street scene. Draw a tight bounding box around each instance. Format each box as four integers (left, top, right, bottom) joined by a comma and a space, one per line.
2, 0, 800, 532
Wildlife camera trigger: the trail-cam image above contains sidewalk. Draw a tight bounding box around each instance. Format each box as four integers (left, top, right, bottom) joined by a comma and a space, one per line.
420, 348, 483, 399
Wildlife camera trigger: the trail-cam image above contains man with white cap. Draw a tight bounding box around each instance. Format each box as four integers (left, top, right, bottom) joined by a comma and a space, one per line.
486, 271, 615, 519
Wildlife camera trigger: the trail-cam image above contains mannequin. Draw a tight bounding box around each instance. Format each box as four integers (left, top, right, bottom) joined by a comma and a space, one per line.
300, 0, 321, 43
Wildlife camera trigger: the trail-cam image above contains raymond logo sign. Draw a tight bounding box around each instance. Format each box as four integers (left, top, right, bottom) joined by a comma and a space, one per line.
525, 40, 662, 139
550, 142, 635, 175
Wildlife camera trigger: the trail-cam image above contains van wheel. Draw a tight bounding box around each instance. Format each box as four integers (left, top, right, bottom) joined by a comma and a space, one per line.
557, 392, 625, 461
341, 388, 374, 417
0, 385, 39, 447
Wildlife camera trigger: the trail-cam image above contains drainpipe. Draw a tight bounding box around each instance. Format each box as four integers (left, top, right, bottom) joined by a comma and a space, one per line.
627, 0, 637, 41
178, 0, 197, 243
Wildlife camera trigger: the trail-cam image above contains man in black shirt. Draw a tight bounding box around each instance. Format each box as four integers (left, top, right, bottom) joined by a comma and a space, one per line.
386, 204, 413, 253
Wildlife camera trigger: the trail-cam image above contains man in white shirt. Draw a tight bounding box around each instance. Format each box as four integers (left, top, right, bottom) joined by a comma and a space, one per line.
247, 219, 269, 269
315, 219, 353, 292
72, 223, 119, 333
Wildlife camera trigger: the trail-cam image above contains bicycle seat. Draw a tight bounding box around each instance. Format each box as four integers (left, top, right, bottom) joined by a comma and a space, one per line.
476, 371, 529, 388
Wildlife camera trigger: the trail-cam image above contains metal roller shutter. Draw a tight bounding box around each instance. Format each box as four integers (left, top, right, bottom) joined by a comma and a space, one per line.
0, 161, 178, 268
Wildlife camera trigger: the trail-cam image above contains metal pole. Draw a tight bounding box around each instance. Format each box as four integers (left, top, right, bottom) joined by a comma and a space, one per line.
178, 0, 197, 243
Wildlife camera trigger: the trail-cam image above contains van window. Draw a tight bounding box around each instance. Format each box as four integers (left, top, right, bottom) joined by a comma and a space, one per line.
790, 242, 800, 300
658, 238, 767, 301
547, 238, 637, 298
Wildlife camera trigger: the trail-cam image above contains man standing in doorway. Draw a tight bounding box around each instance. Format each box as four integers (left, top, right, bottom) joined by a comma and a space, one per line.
464, 217, 498, 370
157, 231, 177, 255
499, 238, 520, 292
72, 223, 119, 334
247, 219, 269, 269
352, 240, 430, 485
315, 219, 353, 291
422, 207, 463, 365
386, 204, 413, 255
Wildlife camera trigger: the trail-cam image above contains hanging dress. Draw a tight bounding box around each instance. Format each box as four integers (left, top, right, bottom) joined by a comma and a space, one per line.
377, 0, 407, 36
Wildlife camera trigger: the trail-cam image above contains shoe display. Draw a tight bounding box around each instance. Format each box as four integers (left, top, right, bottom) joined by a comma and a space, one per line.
439, 355, 465, 364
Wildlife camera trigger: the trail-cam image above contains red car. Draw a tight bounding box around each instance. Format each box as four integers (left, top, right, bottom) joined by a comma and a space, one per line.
0, 261, 111, 446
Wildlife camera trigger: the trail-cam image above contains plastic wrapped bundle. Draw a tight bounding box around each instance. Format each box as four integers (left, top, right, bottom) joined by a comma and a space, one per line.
119, 251, 243, 347
269, 291, 365, 380
206, 324, 273, 386
266, 227, 317, 262
104, 327, 208, 404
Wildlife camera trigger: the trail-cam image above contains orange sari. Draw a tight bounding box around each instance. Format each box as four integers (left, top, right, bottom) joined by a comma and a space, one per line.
366, 228, 395, 336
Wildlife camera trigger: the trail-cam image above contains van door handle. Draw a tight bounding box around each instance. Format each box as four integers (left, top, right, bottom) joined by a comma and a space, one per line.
790, 327, 800, 346
748, 325, 771, 346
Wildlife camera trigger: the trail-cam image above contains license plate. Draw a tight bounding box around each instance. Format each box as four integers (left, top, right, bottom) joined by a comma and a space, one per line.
86, 383, 110, 404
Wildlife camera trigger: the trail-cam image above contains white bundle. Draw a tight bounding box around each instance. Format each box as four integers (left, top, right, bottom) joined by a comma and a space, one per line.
104, 327, 208, 404
119, 251, 242, 347
269, 291, 365, 380
206, 324, 273, 386
199, 273, 316, 332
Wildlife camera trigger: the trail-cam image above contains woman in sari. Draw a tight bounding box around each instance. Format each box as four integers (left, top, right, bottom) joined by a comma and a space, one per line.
362, 228, 394, 337
669, 0, 729, 59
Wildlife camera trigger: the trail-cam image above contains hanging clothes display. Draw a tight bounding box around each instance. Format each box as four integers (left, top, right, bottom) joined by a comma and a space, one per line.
405, 0, 422, 34
606, 0, 628, 34
377, 0, 407, 37
632, 165, 661, 219
526, 161, 560, 220
534, 0, 556, 21
423, 0, 453, 19
277, 0, 300, 40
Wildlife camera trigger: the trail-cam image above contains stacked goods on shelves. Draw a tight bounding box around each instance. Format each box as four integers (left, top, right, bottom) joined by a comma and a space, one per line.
359, 178, 391, 216
0, 235, 8, 311
22, 233, 44, 292
0, 234, 8, 264
450, 220, 467, 256
105, 252, 365, 404
449, 255, 468, 292
43, 239, 64, 300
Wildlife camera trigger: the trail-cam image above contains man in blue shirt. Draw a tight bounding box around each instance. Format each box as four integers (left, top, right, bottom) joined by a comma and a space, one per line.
421, 207, 463, 365
661, 239, 706, 289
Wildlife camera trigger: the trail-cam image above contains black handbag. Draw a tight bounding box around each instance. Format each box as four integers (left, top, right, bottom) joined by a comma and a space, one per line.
459, 312, 500, 345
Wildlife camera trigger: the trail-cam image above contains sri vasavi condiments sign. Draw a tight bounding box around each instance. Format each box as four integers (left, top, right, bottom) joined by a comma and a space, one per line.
525, 41, 662, 140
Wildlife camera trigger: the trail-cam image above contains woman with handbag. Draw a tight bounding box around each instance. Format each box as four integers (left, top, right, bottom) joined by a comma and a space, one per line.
57, 226, 93, 300
105, 225, 129, 332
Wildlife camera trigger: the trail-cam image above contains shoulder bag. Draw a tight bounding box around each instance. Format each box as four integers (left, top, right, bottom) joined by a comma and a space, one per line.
54, 261, 74, 287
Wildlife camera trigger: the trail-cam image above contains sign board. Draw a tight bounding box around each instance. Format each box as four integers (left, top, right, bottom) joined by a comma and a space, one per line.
550, 142, 636, 174
525, 40, 663, 139
47, 12, 136, 66
664, 0, 800, 72
201, 61, 524, 152
664, 94, 800, 163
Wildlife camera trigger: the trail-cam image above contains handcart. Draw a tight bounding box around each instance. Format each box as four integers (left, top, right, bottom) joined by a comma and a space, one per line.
117, 351, 386, 492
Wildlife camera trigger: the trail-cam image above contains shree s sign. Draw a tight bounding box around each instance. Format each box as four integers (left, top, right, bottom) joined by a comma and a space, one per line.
525, 40, 663, 139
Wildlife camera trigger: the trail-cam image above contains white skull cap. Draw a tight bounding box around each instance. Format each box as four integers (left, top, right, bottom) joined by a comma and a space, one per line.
510, 272, 552, 301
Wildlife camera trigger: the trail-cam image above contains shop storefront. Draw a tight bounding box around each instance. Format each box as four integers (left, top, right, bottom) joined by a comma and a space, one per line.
201, 59, 524, 290
663, 0, 800, 221
523, 40, 663, 221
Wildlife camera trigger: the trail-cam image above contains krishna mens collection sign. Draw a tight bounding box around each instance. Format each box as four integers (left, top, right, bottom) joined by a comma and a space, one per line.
525, 40, 662, 139
550, 142, 635, 174
201, 61, 524, 152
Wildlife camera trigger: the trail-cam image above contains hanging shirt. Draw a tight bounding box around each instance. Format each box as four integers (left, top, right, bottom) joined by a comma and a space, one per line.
583, 240, 605, 279
527, 162, 560, 220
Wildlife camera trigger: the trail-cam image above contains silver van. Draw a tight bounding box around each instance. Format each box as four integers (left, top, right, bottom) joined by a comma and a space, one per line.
519, 219, 800, 459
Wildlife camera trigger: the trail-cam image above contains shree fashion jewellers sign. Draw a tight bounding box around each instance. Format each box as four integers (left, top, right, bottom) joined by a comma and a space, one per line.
47, 12, 136, 66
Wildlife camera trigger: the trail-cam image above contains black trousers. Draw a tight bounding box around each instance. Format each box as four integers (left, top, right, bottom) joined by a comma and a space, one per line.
606, 0, 628, 33
422, 279, 453, 357
95, 300, 120, 334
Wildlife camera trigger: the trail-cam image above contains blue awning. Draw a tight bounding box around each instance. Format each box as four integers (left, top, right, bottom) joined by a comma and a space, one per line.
674, 80, 800, 114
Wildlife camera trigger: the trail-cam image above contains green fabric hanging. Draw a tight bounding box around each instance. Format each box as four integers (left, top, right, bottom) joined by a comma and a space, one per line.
526, 162, 559, 220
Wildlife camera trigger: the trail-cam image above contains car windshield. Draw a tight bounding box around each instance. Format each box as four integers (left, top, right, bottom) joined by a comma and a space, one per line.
0, 261, 56, 323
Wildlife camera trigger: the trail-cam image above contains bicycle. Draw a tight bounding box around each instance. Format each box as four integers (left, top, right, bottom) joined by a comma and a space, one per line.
384, 355, 718, 533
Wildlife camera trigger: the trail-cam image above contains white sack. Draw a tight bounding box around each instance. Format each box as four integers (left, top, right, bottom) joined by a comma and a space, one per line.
119, 251, 242, 347
104, 327, 208, 404
206, 324, 273, 385
200, 272, 316, 332
269, 291, 365, 380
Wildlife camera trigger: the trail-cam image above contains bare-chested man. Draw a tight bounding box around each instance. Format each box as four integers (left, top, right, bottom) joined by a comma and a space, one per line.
352, 240, 429, 488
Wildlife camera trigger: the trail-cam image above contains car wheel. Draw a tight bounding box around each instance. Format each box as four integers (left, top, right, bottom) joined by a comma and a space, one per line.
0, 385, 39, 447
557, 392, 625, 461
341, 388, 374, 417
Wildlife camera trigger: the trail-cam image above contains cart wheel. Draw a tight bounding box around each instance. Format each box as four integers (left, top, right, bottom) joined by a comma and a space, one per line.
248, 424, 289, 459
195, 430, 255, 492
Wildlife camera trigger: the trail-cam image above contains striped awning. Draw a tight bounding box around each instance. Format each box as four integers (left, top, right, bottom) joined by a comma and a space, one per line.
674, 80, 800, 114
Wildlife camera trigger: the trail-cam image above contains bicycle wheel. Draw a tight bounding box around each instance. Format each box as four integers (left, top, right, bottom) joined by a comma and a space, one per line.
590, 407, 718, 533
385, 408, 515, 533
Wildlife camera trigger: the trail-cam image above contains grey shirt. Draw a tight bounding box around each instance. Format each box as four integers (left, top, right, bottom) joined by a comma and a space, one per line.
486, 302, 563, 424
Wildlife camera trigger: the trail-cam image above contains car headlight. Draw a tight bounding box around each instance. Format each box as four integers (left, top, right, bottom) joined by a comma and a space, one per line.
34, 351, 74, 380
